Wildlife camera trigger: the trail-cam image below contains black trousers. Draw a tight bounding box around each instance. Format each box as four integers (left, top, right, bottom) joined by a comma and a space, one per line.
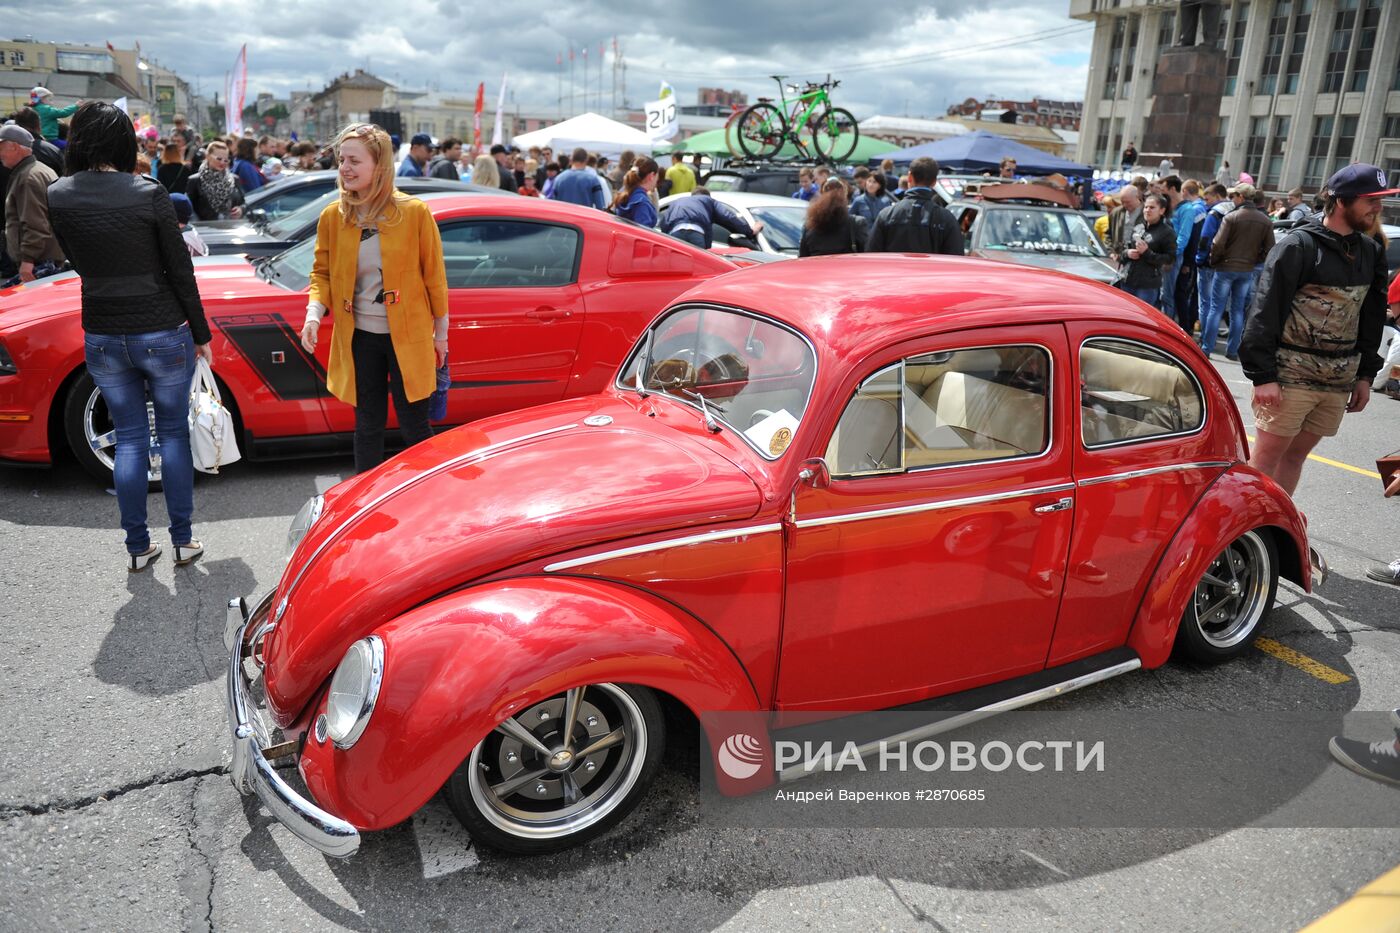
351, 329, 433, 474
1173, 265, 1199, 337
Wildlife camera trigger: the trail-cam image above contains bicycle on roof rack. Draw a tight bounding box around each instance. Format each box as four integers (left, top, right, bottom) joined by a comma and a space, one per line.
730, 74, 859, 165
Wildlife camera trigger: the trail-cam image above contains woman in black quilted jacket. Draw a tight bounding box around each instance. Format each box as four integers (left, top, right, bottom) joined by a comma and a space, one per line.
47, 103, 213, 573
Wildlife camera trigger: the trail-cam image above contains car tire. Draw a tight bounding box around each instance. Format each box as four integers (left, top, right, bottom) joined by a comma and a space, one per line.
62, 370, 164, 487
445, 683, 665, 856
1175, 529, 1279, 663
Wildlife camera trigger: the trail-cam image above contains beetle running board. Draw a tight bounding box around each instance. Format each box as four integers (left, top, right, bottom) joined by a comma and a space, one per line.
775, 648, 1142, 784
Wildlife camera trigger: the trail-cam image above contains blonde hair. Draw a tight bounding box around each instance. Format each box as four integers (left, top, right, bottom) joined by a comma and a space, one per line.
204, 140, 228, 158
332, 123, 402, 227
471, 154, 499, 189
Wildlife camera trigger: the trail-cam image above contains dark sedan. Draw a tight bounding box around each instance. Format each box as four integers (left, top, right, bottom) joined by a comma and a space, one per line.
197, 178, 496, 257
193, 170, 341, 231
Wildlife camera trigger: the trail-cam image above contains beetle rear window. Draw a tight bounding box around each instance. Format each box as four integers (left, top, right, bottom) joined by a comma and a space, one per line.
1080, 338, 1204, 447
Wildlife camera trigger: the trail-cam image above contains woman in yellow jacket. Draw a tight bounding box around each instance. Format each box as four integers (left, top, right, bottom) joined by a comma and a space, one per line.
299, 123, 449, 473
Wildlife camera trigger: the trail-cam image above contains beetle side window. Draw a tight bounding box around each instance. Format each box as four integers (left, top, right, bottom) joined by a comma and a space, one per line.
825, 346, 1050, 477
439, 221, 580, 288
1079, 338, 1205, 447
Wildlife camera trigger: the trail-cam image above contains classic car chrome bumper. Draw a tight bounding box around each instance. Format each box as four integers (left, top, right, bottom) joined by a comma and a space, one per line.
226, 594, 360, 858
1309, 545, 1329, 589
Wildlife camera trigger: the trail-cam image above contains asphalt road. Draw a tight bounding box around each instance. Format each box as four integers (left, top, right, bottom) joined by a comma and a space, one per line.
1, 355, 1398, 933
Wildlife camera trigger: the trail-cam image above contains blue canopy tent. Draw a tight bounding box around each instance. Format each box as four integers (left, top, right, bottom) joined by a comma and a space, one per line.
871, 131, 1094, 177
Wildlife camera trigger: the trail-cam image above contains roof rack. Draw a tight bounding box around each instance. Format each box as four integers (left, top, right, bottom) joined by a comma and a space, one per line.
963, 182, 1078, 210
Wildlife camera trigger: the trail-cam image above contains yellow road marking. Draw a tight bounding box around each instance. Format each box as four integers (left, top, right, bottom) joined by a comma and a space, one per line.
1300, 863, 1400, 931
1254, 638, 1352, 685
1246, 435, 1382, 480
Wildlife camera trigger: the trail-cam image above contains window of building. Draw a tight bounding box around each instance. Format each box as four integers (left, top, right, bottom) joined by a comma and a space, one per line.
1224, 1, 1249, 96
8, 50, 24, 66
1348, 0, 1381, 92
1104, 17, 1126, 98
1122, 15, 1140, 98
1157, 11, 1176, 50
1263, 116, 1290, 188
1331, 115, 1358, 176
1321, 0, 1357, 94
1384, 115, 1400, 139
1258, 0, 1291, 96
1094, 121, 1111, 169
1213, 115, 1231, 171
825, 347, 1050, 476
1304, 115, 1334, 187
1245, 116, 1269, 180
1080, 339, 1204, 448
1283, 0, 1312, 93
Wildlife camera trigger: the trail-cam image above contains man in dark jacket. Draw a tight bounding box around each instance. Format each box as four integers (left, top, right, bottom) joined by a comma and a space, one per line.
1106, 184, 1142, 267
490, 144, 517, 193
1204, 183, 1275, 359
429, 138, 464, 180
1118, 193, 1175, 308
659, 187, 763, 249
1241, 163, 1395, 496
9, 108, 63, 176
865, 157, 962, 256
1, 124, 63, 284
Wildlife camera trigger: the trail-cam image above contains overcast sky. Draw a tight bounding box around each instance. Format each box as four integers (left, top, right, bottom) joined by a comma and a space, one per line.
4, 1, 1092, 121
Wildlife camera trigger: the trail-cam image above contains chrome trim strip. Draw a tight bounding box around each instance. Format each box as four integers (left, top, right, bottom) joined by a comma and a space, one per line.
779, 657, 1143, 783
1076, 461, 1231, 487
792, 482, 1077, 530
226, 607, 361, 857
543, 523, 784, 572
278, 423, 579, 616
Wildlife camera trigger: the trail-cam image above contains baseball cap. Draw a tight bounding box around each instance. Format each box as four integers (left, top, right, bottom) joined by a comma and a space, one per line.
1229, 182, 1257, 199
410, 132, 433, 147
0, 124, 35, 148
1326, 163, 1400, 198
168, 192, 194, 224
490, 143, 507, 155
30, 86, 52, 101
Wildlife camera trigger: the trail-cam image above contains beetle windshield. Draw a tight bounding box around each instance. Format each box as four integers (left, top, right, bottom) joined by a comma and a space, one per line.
979, 208, 1107, 257
619, 306, 817, 460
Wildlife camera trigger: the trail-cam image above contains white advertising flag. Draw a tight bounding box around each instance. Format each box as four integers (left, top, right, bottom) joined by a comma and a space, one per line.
113, 97, 128, 114
226, 44, 247, 136
490, 73, 508, 147
643, 96, 678, 142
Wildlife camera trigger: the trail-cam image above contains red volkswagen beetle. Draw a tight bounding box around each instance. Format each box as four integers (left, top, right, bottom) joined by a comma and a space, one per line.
227, 255, 1320, 857
0, 194, 733, 482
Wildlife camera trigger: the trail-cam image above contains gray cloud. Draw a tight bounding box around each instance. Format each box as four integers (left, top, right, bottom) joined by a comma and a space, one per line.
1, 1, 1090, 128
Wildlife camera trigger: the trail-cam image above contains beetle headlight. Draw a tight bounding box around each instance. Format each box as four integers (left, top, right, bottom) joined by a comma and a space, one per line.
324, 636, 384, 749
285, 494, 324, 562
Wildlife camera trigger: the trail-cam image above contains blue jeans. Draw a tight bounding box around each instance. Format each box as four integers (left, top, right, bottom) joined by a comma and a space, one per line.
83, 326, 197, 554
1197, 268, 1216, 336
1159, 256, 1181, 321
1121, 284, 1162, 309
1203, 270, 1253, 357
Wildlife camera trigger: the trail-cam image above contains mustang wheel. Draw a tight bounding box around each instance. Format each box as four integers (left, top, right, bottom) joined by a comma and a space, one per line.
1176, 529, 1278, 662
63, 371, 163, 486
446, 683, 665, 855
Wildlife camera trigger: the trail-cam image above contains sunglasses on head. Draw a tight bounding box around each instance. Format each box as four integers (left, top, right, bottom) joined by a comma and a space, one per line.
322, 124, 377, 158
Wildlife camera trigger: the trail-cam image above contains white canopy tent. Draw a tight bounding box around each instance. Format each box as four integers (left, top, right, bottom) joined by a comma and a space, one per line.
511, 112, 653, 159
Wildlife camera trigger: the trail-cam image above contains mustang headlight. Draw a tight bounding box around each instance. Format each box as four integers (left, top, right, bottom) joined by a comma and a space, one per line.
323, 636, 384, 749
285, 494, 324, 562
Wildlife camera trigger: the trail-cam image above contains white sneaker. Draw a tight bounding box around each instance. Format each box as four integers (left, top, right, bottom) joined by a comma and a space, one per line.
128, 545, 161, 573
173, 540, 204, 567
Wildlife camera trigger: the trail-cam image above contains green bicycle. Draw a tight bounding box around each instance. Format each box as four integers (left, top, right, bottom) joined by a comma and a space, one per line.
733, 74, 859, 164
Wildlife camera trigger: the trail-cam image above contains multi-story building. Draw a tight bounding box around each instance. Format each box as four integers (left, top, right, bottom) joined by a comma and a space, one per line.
1073, 0, 1400, 197
308, 69, 394, 142
946, 97, 1083, 131
0, 38, 181, 130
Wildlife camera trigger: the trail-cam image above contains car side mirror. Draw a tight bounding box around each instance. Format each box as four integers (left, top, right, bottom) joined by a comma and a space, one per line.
798, 458, 830, 489
247, 208, 268, 226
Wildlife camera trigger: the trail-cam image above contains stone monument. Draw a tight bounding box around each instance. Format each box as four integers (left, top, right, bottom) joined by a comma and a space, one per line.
1140, 1, 1226, 179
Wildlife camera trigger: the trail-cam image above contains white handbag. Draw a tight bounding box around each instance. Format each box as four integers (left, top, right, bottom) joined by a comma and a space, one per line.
188, 357, 241, 474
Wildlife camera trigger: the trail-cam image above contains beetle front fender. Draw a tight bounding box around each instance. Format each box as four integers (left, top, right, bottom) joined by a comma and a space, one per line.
1127, 465, 1308, 669
298, 576, 762, 830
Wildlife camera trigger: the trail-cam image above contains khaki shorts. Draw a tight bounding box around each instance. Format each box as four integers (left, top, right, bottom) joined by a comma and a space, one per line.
1252, 384, 1348, 438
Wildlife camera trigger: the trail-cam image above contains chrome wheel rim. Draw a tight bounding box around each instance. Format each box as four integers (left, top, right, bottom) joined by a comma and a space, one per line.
83, 385, 162, 484
1192, 531, 1271, 648
468, 683, 646, 840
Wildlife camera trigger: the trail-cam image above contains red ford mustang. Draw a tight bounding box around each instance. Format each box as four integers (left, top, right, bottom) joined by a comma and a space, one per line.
0, 194, 735, 481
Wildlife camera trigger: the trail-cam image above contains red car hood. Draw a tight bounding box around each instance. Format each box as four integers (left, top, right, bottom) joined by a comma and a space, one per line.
262, 394, 763, 722
0, 255, 288, 328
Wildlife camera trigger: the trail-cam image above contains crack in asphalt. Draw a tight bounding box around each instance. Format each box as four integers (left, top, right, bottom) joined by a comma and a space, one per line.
182, 780, 216, 933
0, 764, 228, 820
879, 875, 951, 931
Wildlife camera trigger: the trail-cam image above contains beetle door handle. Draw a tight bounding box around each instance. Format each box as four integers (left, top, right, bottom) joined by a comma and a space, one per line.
526, 306, 568, 321
1033, 496, 1073, 514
